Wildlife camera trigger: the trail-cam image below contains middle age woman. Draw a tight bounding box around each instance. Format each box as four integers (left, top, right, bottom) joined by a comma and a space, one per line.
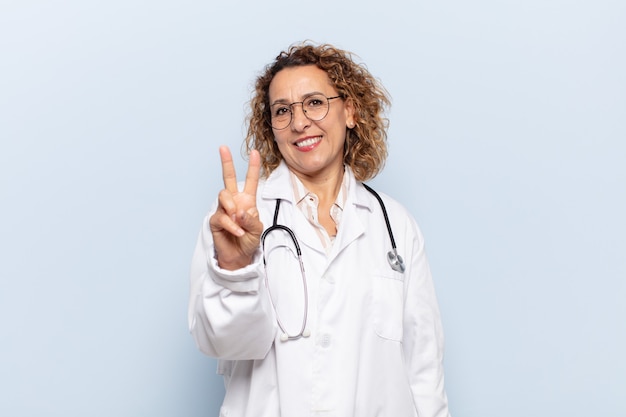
189, 42, 451, 417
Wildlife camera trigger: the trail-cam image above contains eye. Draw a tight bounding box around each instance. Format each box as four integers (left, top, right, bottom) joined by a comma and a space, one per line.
305, 96, 325, 108
273, 106, 291, 117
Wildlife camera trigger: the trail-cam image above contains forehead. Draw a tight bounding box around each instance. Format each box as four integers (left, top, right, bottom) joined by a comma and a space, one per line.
268, 65, 335, 101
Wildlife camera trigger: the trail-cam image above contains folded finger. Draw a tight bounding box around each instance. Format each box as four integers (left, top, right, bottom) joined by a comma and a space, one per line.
210, 210, 245, 237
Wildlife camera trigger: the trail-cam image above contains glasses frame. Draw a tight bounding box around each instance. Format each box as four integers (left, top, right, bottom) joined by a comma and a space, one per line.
267, 94, 343, 130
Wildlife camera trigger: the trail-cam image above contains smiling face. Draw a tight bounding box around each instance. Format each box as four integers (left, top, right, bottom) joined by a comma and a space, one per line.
268, 65, 355, 182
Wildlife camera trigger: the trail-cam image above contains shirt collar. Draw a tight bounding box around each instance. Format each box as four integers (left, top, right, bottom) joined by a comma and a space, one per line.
261, 160, 374, 212
288, 167, 349, 210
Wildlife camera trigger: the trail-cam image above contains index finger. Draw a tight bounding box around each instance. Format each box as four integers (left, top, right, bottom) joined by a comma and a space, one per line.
243, 150, 261, 197
219, 146, 238, 193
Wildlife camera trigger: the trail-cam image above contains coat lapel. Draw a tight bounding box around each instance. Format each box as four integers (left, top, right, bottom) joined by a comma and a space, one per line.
260, 162, 376, 260
326, 171, 374, 267
261, 162, 326, 255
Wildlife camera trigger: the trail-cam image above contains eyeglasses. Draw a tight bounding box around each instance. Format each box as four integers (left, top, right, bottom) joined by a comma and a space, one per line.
268, 94, 342, 130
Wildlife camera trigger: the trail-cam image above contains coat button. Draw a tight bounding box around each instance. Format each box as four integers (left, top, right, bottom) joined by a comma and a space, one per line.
318, 333, 331, 348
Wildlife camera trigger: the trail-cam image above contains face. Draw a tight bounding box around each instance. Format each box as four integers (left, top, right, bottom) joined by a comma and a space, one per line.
268, 65, 355, 181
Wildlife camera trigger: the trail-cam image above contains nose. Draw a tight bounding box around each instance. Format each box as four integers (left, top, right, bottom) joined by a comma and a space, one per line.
290, 103, 310, 131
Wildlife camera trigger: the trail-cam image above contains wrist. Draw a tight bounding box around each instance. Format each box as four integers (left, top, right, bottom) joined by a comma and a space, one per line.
215, 251, 254, 271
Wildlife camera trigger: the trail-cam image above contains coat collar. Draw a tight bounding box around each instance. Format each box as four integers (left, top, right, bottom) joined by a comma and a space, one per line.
261, 161, 296, 203
261, 160, 375, 212
260, 161, 376, 264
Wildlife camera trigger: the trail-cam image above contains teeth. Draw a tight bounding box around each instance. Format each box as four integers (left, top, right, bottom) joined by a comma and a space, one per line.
296, 137, 321, 147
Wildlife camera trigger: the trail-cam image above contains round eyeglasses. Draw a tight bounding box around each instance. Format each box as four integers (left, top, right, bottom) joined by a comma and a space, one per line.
268, 94, 342, 130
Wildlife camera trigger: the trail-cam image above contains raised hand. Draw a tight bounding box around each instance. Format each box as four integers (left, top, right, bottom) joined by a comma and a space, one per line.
209, 146, 263, 270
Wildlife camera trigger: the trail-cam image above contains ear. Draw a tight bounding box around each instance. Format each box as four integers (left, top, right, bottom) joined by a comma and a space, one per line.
344, 97, 356, 128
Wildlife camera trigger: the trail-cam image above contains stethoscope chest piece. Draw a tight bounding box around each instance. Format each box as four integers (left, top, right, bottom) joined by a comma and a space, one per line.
387, 249, 406, 273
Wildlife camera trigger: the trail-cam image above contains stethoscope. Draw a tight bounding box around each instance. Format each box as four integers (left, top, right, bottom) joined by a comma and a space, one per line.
260, 184, 405, 342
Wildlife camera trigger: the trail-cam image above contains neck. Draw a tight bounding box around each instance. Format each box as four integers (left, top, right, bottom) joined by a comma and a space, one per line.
294, 165, 345, 205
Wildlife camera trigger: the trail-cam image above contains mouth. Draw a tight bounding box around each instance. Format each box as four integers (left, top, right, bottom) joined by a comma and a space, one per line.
294, 136, 322, 148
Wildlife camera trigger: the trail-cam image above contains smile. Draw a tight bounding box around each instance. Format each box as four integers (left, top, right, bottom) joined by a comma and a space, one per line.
295, 136, 321, 148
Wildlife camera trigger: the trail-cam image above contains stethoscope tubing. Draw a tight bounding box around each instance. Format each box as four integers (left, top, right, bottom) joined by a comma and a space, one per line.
362, 183, 397, 251
260, 184, 405, 342
363, 184, 406, 273
261, 200, 310, 342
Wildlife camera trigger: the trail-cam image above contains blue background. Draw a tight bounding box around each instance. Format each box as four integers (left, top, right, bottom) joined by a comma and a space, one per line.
1, 0, 624, 416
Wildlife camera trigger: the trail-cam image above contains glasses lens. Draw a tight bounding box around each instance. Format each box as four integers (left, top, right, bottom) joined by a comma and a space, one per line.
270, 103, 292, 130
303, 95, 330, 121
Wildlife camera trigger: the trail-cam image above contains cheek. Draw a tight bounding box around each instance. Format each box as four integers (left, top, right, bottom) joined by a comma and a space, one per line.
273, 133, 288, 146
273, 134, 292, 154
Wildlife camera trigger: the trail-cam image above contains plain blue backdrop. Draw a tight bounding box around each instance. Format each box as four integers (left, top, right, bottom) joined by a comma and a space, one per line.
1, 0, 624, 416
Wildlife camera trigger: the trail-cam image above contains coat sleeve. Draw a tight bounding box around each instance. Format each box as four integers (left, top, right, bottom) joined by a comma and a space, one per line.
401, 213, 451, 417
188, 205, 277, 360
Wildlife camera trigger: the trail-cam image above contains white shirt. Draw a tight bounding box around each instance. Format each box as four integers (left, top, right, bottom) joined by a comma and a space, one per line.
289, 168, 349, 253
189, 161, 451, 417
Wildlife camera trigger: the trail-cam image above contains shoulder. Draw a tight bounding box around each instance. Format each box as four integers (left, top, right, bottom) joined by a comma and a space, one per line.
359, 183, 414, 221
357, 182, 426, 245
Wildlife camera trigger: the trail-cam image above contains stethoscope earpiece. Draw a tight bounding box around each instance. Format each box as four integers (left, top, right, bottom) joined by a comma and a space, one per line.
279, 328, 310, 343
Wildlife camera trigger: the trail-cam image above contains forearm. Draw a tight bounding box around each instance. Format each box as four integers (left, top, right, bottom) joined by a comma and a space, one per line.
188, 218, 276, 360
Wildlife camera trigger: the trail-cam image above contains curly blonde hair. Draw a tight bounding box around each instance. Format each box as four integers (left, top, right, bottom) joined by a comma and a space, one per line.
245, 42, 391, 182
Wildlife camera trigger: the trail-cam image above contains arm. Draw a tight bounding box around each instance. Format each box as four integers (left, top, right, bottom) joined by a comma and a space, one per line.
188, 146, 276, 360
402, 217, 451, 417
188, 211, 276, 359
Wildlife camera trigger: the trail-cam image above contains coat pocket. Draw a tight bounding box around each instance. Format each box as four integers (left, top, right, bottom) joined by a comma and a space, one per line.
372, 272, 404, 341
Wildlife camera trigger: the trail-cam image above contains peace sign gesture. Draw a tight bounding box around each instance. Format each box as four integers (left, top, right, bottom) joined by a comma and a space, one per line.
209, 146, 263, 270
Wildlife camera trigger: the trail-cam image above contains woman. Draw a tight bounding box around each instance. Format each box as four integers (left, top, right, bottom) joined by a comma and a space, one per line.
189, 42, 451, 417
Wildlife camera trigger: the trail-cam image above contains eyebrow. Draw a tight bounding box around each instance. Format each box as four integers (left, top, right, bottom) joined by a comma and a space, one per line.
270, 91, 327, 106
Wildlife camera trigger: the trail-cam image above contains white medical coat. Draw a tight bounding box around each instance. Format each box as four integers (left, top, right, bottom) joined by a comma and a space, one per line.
189, 162, 451, 417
